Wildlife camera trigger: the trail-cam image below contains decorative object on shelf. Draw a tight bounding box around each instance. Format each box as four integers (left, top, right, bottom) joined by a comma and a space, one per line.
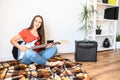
108, 0, 116, 5
104, 7, 119, 20
102, 0, 108, 3
78, 3, 97, 40
103, 38, 110, 48
96, 25, 102, 35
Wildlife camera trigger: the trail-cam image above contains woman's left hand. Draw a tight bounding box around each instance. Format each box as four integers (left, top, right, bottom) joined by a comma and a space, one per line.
46, 43, 52, 48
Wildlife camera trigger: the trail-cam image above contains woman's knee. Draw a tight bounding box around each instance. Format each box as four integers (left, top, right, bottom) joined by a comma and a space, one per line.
27, 49, 37, 58
51, 46, 58, 53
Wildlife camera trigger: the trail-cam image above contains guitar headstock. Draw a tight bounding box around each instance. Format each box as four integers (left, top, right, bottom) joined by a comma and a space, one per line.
49, 40, 69, 45
58, 40, 69, 45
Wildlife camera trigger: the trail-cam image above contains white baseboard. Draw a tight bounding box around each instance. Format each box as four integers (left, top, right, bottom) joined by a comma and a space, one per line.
57, 44, 74, 53
0, 56, 14, 62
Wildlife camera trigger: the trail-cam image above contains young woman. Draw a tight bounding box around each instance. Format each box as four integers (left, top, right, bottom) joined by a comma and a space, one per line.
10, 15, 63, 70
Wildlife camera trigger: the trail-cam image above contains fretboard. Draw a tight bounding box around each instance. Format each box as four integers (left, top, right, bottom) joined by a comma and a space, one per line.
31, 42, 60, 49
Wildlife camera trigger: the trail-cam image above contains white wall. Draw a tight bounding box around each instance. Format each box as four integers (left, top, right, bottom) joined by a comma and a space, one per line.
117, 0, 120, 34
0, 0, 87, 61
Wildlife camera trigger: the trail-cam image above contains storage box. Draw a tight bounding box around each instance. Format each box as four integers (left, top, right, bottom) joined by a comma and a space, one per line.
75, 40, 98, 62
108, 0, 116, 5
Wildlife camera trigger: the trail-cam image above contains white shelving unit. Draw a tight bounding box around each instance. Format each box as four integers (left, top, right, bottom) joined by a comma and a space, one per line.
88, 0, 119, 51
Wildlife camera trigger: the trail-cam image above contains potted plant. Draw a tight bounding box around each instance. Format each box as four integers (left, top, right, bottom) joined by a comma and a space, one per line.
96, 25, 102, 35
116, 34, 120, 42
79, 3, 97, 40
116, 34, 120, 49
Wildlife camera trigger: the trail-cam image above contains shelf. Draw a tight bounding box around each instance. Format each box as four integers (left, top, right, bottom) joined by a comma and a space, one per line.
88, 2, 118, 7
88, 0, 118, 51
96, 34, 115, 37
90, 19, 118, 22
97, 2, 118, 7
96, 19, 118, 22
98, 46, 114, 51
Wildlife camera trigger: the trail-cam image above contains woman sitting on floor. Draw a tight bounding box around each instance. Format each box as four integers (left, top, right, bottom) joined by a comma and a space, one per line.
10, 15, 63, 70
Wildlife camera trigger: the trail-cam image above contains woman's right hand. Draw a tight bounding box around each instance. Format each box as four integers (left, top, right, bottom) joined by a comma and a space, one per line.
10, 34, 29, 52
19, 45, 28, 52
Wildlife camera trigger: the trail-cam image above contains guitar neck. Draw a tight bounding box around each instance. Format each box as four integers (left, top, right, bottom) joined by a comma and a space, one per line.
31, 42, 60, 49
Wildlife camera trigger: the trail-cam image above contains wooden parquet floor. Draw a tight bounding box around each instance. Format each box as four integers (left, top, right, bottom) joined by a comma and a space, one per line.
60, 49, 120, 80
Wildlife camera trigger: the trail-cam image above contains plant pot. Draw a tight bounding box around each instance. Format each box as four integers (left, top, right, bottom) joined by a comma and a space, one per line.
102, 0, 108, 3
96, 30, 102, 35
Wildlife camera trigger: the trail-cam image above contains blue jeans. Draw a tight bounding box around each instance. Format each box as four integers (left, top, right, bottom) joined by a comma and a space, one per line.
20, 46, 57, 66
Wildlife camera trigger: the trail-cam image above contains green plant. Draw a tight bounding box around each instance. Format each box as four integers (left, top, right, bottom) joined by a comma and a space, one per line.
96, 25, 102, 35
96, 25, 101, 30
79, 3, 97, 40
116, 34, 120, 42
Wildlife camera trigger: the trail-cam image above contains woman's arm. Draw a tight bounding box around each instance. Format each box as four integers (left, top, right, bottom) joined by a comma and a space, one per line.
10, 34, 28, 52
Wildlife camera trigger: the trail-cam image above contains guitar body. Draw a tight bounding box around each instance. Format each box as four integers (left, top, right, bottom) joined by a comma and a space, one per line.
20, 40, 39, 60
12, 41, 23, 60
12, 40, 37, 60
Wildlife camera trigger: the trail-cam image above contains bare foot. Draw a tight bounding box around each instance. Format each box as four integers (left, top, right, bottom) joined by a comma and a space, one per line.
29, 64, 36, 70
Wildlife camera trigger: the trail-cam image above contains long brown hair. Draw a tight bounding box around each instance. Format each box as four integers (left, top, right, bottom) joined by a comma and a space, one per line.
28, 15, 45, 44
